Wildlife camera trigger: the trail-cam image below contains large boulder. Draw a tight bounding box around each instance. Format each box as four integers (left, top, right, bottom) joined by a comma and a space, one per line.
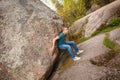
0, 0, 64, 80
69, 0, 120, 37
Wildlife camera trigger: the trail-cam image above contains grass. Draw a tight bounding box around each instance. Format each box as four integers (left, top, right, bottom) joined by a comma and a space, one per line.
78, 37, 90, 43
92, 27, 117, 36
103, 34, 116, 50
92, 17, 120, 36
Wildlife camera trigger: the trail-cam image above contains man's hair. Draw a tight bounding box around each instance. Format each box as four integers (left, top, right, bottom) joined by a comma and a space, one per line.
58, 25, 66, 34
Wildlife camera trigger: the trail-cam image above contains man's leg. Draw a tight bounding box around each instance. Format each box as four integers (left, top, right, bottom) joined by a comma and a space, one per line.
65, 41, 79, 53
58, 44, 76, 58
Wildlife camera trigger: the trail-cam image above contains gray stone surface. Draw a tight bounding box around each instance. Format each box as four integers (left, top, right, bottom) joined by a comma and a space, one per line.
86, 4, 100, 15
70, 0, 120, 37
109, 28, 120, 45
0, 0, 64, 80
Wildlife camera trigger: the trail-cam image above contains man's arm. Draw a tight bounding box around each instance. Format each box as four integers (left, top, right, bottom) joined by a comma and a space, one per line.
52, 36, 59, 49
50, 36, 59, 55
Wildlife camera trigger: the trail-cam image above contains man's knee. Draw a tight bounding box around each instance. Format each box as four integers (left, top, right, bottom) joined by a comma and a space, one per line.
66, 45, 71, 49
71, 41, 75, 44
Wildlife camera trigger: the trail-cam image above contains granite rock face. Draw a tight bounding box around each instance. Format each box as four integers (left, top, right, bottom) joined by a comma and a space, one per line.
0, 0, 64, 80
70, 0, 120, 37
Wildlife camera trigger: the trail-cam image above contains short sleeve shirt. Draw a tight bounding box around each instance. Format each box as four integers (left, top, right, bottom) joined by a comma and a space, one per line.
58, 33, 66, 46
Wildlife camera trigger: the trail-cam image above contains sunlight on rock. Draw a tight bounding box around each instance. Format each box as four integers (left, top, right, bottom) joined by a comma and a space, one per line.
40, 0, 57, 11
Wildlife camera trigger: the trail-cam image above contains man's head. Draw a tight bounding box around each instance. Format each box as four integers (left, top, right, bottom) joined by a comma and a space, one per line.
62, 26, 68, 34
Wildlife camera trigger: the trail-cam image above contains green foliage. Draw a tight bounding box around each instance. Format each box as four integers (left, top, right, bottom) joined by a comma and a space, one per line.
92, 17, 120, 36
63, 0, 86, 24
109, 17, 120, 27
52, 0, 86, 24
103, 34, 116, 50
92, 27, 117, 36
78, 37, 89, 43
51, 0, 115, 24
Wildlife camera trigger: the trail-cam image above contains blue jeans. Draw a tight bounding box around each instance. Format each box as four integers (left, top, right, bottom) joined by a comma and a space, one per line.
58, 41, 79, 58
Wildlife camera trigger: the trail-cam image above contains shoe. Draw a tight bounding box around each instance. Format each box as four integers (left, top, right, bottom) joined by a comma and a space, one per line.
73, 56, 81, 61
77, 50, 84, 55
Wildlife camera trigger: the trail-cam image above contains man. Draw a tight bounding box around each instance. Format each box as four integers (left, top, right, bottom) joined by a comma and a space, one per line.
50, 26, 84, 61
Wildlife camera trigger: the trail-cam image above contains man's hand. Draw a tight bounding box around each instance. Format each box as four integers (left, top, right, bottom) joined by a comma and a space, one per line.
49, 47, 55, 56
